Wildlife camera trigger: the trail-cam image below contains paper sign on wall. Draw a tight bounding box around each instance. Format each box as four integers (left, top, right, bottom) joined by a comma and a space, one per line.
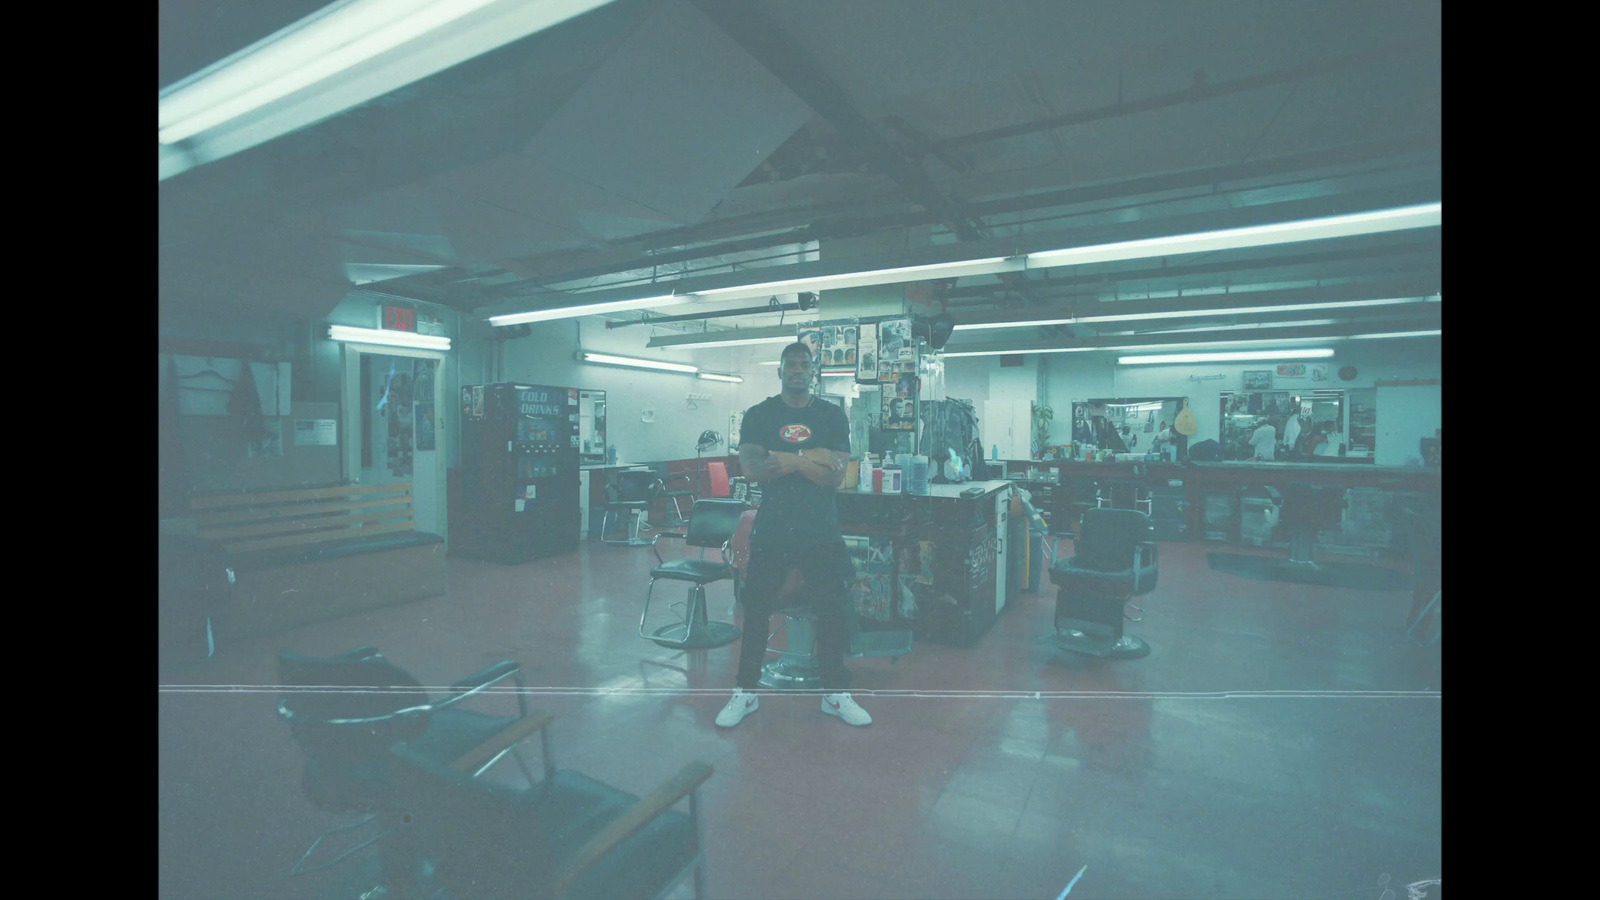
856, 322, 879, 382
294, 419, 338, 446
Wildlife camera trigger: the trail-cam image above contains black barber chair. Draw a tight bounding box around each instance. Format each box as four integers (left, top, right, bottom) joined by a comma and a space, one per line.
1096, 479, 1153, 517
639, 499, 746, 650
274, 647, 544, 878
1269, 483, 1346, 567
1043, 508, 1158, 659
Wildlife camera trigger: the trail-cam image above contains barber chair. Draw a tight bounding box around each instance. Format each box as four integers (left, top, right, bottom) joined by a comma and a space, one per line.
1269, 483, 1346, 567
638, 499, 746, 650
602, 471, 663, 546
274, 647, 545, 879
381, 732, 713, 900
1043, 508, 1158, 659
648, 463, 697, 527
1096, 479, 1153, 517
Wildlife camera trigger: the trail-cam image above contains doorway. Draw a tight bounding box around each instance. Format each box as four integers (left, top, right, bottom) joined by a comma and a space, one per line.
341, 345, 447, 539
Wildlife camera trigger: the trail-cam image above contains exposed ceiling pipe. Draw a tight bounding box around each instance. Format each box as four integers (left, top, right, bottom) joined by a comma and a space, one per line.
938, 39, 1439, 149
604, 293, 816, 328
488, 136, 1438, 294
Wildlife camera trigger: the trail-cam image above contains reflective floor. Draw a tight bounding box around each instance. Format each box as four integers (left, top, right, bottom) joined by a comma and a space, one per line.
158, 537, 1442, 900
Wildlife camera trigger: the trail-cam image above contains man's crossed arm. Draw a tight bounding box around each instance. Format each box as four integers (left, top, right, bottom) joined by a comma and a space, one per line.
739, 443, 848, 489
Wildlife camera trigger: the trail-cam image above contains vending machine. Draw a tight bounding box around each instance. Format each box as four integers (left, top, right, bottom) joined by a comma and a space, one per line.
453, 383, 581, 564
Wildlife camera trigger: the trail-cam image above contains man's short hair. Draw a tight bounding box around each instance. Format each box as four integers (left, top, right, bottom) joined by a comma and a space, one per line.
780, 341, 814, 364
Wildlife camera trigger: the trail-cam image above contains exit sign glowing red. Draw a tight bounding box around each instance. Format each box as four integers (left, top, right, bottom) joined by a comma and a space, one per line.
380, 306, 416, 332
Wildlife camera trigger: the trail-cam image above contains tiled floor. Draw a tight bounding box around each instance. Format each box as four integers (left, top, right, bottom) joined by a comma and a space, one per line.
158, 536, 1441, 899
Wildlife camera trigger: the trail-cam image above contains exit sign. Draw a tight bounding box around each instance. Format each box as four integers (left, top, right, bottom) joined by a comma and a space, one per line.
379, 305, 416, 332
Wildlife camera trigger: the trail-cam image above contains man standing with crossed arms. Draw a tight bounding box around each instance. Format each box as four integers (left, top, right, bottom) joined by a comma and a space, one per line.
716, 341, 871, 727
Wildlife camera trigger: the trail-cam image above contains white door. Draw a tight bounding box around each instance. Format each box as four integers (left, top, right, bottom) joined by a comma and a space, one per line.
341, 345, 448, 539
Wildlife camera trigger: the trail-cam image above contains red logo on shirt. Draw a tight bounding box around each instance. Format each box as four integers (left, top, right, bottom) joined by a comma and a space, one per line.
780, 424, 812, 442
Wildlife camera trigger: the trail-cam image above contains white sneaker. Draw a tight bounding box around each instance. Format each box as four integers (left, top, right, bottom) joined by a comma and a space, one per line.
821, 692, 872, 726
715, 689, 759, 727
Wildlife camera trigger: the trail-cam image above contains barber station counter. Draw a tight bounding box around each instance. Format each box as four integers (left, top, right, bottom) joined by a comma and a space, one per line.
834, 481, 1017, 648
1005, 458, 1440, 553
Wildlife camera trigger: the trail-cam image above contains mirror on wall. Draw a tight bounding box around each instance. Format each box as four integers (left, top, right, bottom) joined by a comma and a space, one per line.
1070, 397, 1187, 455
578, 390, 606, 462
1219, 389, 1366, 461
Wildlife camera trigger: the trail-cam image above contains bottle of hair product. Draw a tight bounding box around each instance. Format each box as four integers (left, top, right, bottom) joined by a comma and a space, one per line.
883, 463, 903, 494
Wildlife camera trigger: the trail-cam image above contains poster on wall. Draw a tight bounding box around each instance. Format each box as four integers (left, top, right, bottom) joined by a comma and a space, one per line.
414, 360, 437, 451
880, 377, 917, 430
880, 318, 912, 360
856, 322, 879, 382
1243, 370, 1273, 389
247, 418, 283, 458
797, 325, 822, 364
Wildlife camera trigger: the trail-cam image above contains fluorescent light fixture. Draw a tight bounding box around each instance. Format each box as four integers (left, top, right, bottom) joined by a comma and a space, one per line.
1027, 203, 1441, 270
159, 0, 613, 178
689, 257, 1024, 303
490, 295, 686, 327
951, 296, 1439, 331
1344, 329, 1442, 340
577, 351, 697, 374
941, 347, 1098, 358
666, 334, 794, 349
821, 371, 857, 377
696, 372, 744, 383
328, 324, 451, 351
1117, 349, 1336, 365
345, 263, 448, 285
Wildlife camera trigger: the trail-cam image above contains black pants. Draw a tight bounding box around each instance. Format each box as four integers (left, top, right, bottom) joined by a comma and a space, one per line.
736, 539, 855, 691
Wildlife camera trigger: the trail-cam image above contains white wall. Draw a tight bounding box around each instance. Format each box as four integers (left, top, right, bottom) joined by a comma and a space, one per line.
492, 319, 774, 463
1374, 383, 1442, 466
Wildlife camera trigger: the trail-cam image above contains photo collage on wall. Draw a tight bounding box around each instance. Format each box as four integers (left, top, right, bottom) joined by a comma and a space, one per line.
386, 363, 414, 477
817, 324, 858, 370
413, 360, 436, 451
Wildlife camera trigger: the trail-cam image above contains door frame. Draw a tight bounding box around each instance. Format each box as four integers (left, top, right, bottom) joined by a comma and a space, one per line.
340, 344, 448, 539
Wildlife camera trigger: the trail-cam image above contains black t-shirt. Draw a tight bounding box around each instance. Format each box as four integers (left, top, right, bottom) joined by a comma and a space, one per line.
741, 395, 851, 548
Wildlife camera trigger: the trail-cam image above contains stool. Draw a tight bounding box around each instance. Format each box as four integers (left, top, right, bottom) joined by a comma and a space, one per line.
1278, 483, 1345, 567
1096, 480, 1153, 517
758, 605, 822, 690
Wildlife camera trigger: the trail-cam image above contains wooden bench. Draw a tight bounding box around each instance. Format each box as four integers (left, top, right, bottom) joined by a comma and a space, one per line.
189, 483, 446, 640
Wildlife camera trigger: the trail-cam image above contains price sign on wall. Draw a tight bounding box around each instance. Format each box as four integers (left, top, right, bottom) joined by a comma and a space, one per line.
379, 305, 417, 332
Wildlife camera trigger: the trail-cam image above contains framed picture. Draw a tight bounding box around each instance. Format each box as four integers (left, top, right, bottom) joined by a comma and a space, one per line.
1243, 370, 1273, 389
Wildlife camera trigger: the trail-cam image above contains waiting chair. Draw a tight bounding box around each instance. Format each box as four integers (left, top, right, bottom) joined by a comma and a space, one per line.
705, 461, 730, 498
639, 499, 747, 650
274, 647, 545, 877
1044, 508, 1159, 659
602, 471, 663, 546
381, 729, 714, 900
